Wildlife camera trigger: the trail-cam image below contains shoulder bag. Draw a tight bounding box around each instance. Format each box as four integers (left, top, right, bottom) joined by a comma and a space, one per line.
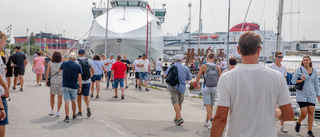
294, 68, 304, 90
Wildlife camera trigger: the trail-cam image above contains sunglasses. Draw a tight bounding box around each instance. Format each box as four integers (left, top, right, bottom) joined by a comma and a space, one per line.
278, 56, 283, 58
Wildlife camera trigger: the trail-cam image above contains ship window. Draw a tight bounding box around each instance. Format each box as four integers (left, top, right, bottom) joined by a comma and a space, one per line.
117, 1, 128, 6
155, 11, 166, 16
139, 2, 146, 8
111, 2, 117, 7
129, 1, 139, 6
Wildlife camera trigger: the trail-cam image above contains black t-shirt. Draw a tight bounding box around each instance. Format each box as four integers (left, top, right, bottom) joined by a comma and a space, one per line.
121, 59, 131, 69
12, 52, 27, 68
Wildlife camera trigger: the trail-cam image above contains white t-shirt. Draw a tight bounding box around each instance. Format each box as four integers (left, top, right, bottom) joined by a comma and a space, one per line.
220, 61, 227, 69
138, 59, 150, 72
104, 58, 116, 72
0, 57, 6, 96
269, 63, 287, 77
217, 64, 291, 137
133, 59, 140, 72
155, 61, 162, 71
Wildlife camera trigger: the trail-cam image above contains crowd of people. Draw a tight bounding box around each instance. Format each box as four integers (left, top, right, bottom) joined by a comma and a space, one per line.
0, 30, 319, 137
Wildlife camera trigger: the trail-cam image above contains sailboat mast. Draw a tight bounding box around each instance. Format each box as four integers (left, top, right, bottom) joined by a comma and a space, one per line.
226, 0, 230, 66
198, 0, 202, 47
105, 0, 110, 55
276, 0, 284, 52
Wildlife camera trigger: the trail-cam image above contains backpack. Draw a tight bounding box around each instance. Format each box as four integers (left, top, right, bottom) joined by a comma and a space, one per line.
77, 59, 91, 80
203, 64, 219, 87
165, 66, 179, 87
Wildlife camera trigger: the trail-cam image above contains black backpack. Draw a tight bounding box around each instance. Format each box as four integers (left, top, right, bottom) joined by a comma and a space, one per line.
77, 59, 91, 80
165, 66, 179, 87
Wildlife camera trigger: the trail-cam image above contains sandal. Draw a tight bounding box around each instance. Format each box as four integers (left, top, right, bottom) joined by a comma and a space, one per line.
90, 94, 94, 98
112, 96, 118, 98
96, 95, 99, 98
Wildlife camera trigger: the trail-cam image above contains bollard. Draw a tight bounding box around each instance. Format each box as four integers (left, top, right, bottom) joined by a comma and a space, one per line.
185, 85, 191, 97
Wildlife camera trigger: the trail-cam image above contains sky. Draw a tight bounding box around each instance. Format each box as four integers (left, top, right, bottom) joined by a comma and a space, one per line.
1, 0, 319, 43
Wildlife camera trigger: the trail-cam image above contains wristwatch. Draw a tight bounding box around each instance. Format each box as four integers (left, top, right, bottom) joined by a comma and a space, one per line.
0, 108, 4, 110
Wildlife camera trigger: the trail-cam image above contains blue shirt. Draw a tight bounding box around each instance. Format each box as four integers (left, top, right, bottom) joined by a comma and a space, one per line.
291, 66, 320, 104
60, 61, 83, 89
165, 62, 192, 94
92, 60, 104, 75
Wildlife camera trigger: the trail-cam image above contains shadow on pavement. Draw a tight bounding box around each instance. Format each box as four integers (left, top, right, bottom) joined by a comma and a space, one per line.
42, 118, 84, 130
195, 130, 210, 137
161, 125, 190, 132
31, 116, 58, 124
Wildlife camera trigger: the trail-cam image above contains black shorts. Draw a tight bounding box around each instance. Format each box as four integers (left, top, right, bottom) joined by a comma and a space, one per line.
297, 102, 315, 108
135, 72, 140, 79
6, 67, 13, 77
14, 67, 25, 77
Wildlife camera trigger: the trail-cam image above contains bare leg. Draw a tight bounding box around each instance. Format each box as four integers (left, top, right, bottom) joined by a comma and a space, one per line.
19, 75, 24, 89
307, 106, 315, 131
144, 80, 148, 88
84, 96, 90, 107
121, 87, 125, 96
77, 95, 82, 113
114, 88, 118, 96
39, 74, 43, 83
0, 125, 5, 137
173, 104, 182, 120
205, 105, 213, 122
50, 94, 55, 111
57, 95, 62, 112
90, 82, 95, 95
13, 76, 18, 89
6, 77, 11, 90
36, 74, 39, 84
281, 120, 285, 126
297, 107, 308, 124
139, 80, 142, 88
71, 101, 76, 116
96, 81, 100, 95
125, 74, 128, 86
65, 101, 70, 116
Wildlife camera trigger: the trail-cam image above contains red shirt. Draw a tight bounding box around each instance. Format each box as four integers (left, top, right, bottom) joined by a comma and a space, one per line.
111, 61, 127, 79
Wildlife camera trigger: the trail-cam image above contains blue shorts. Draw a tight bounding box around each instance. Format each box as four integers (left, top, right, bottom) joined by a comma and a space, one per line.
91, 74, 102, 82
77, 83, 91, 96
202, 88, 217, 106
156, 71, 161, 75
139, 72, 148, 81
0, 97, 8, 125
113, 78, 124, 89
62, 87, 78, 101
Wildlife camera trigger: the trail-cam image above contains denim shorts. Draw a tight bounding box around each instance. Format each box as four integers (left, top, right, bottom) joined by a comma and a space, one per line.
77, 83, 91, 96
202, 88, 217, 106
139, 72, 148, 81
62, 87, 78, 101
156, 71, 161, 75
0, 97, 8, 125
113, 78, 124, 89
91, 74, 102, 82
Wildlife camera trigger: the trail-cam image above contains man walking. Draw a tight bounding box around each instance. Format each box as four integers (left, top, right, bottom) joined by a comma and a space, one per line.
132, 55, 142, 89
12, 46, 27, 91
269, 51, 288, 133
164, 55, 192, 125
0, 30, 10, 137
211, 31, 294, 137
110, 55, 127, 99
121, 53, 131, 89
75, 49, 94, 117
59, 52, 83, 123
136, 53, 151, 91
104, 53, 116, 89
155, 58, 163, 81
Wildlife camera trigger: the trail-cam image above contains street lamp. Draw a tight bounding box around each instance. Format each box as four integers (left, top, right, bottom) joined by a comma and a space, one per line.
43, 38, 47, 53
56, 39, 59, 52
50, 34, 53, 55
5, 24, 12, 52
39, 31, 42, 50
59, 35, 61, 53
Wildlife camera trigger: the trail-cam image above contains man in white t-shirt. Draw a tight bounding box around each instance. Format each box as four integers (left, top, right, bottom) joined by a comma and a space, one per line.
155, 58, 162, 81
211, 31, 294, 137
132, 55, 142, 89
219, 58, 227, 72
104, 54, 116, 89
136, 53, 150, 91
269, 51, 288, 133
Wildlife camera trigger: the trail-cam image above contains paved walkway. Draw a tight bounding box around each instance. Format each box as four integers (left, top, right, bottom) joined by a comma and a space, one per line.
5, 65, 320, 137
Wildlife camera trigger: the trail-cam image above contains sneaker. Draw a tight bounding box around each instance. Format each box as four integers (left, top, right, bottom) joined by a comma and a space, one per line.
308, 131, 315, 137
281, 127, 288, 133
48, 110, 54, 116
295, 122, 301, 133
121, 95, 124, 99
90, 94, 94, 98
176, 118, 184, 126
56, 112, 60, 117
208, 119, 213, 130
145, 88, 150, 91
138, 87, 142, 90
96, 95, 99, 98
174, 117, 178, 123
125, 86, 128, 89
20, 88, 23, 92
12, 87, 15, 90
87, 107, 91, 117
73, 115, 77, 120
203, 121, 209, 127
64, 117, 70, 123
76, 112, 82, 116
135, 84, 137, 89
113, 95, 118, 98
39, 84, 41, 86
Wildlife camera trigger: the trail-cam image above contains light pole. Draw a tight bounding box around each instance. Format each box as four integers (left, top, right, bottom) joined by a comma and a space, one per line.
56, 39, 59, 53
5, 24, 12, 52
43, 38, 47, 53
50, 34, 53, 55
59, 36, 61, 53
39, 31, 42, 50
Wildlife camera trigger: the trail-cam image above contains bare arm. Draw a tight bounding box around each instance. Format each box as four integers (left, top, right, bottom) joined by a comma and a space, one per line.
78, 74, 82, 93
24, 59, 27, 68
148, 65, 151, 75
110, 70, 114, 80
33, 59, 36, 69
90, 67, 94, 77
276, 104, 295, 121
0, 73, 9, 98
196, 65, 205, 89
210, 106, 229, 137
216, 66, 222, 77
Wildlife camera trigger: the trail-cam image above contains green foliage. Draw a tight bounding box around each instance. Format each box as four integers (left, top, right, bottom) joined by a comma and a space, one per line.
5, 44, 39, 55
5, 44, 17, 54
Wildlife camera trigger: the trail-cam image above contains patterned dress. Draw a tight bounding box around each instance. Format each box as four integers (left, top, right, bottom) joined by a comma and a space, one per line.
50, 62, 62, 95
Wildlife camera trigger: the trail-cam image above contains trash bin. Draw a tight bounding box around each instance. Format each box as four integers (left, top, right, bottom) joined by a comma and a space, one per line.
42, 57, 52, 80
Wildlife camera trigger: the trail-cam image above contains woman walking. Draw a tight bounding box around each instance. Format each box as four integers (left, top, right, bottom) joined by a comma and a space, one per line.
4, 49, 13, 89
33, 52, 45, 86
292, 56, 320, 137
45, 51, 63, 117
90, 55, 107, 98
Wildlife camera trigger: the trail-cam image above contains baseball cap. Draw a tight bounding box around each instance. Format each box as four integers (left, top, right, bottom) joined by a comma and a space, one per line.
14, 46, 20, 50
78, 49, 85, 55
109, 53, 114, 57
138, 55, 142, 58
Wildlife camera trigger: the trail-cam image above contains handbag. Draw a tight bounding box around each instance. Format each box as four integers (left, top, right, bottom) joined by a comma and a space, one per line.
294, 68, 304, 90
47, 72, 59, 87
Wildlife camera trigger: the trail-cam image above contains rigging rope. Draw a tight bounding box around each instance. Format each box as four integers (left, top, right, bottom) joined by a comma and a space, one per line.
240, 0, 253, 32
